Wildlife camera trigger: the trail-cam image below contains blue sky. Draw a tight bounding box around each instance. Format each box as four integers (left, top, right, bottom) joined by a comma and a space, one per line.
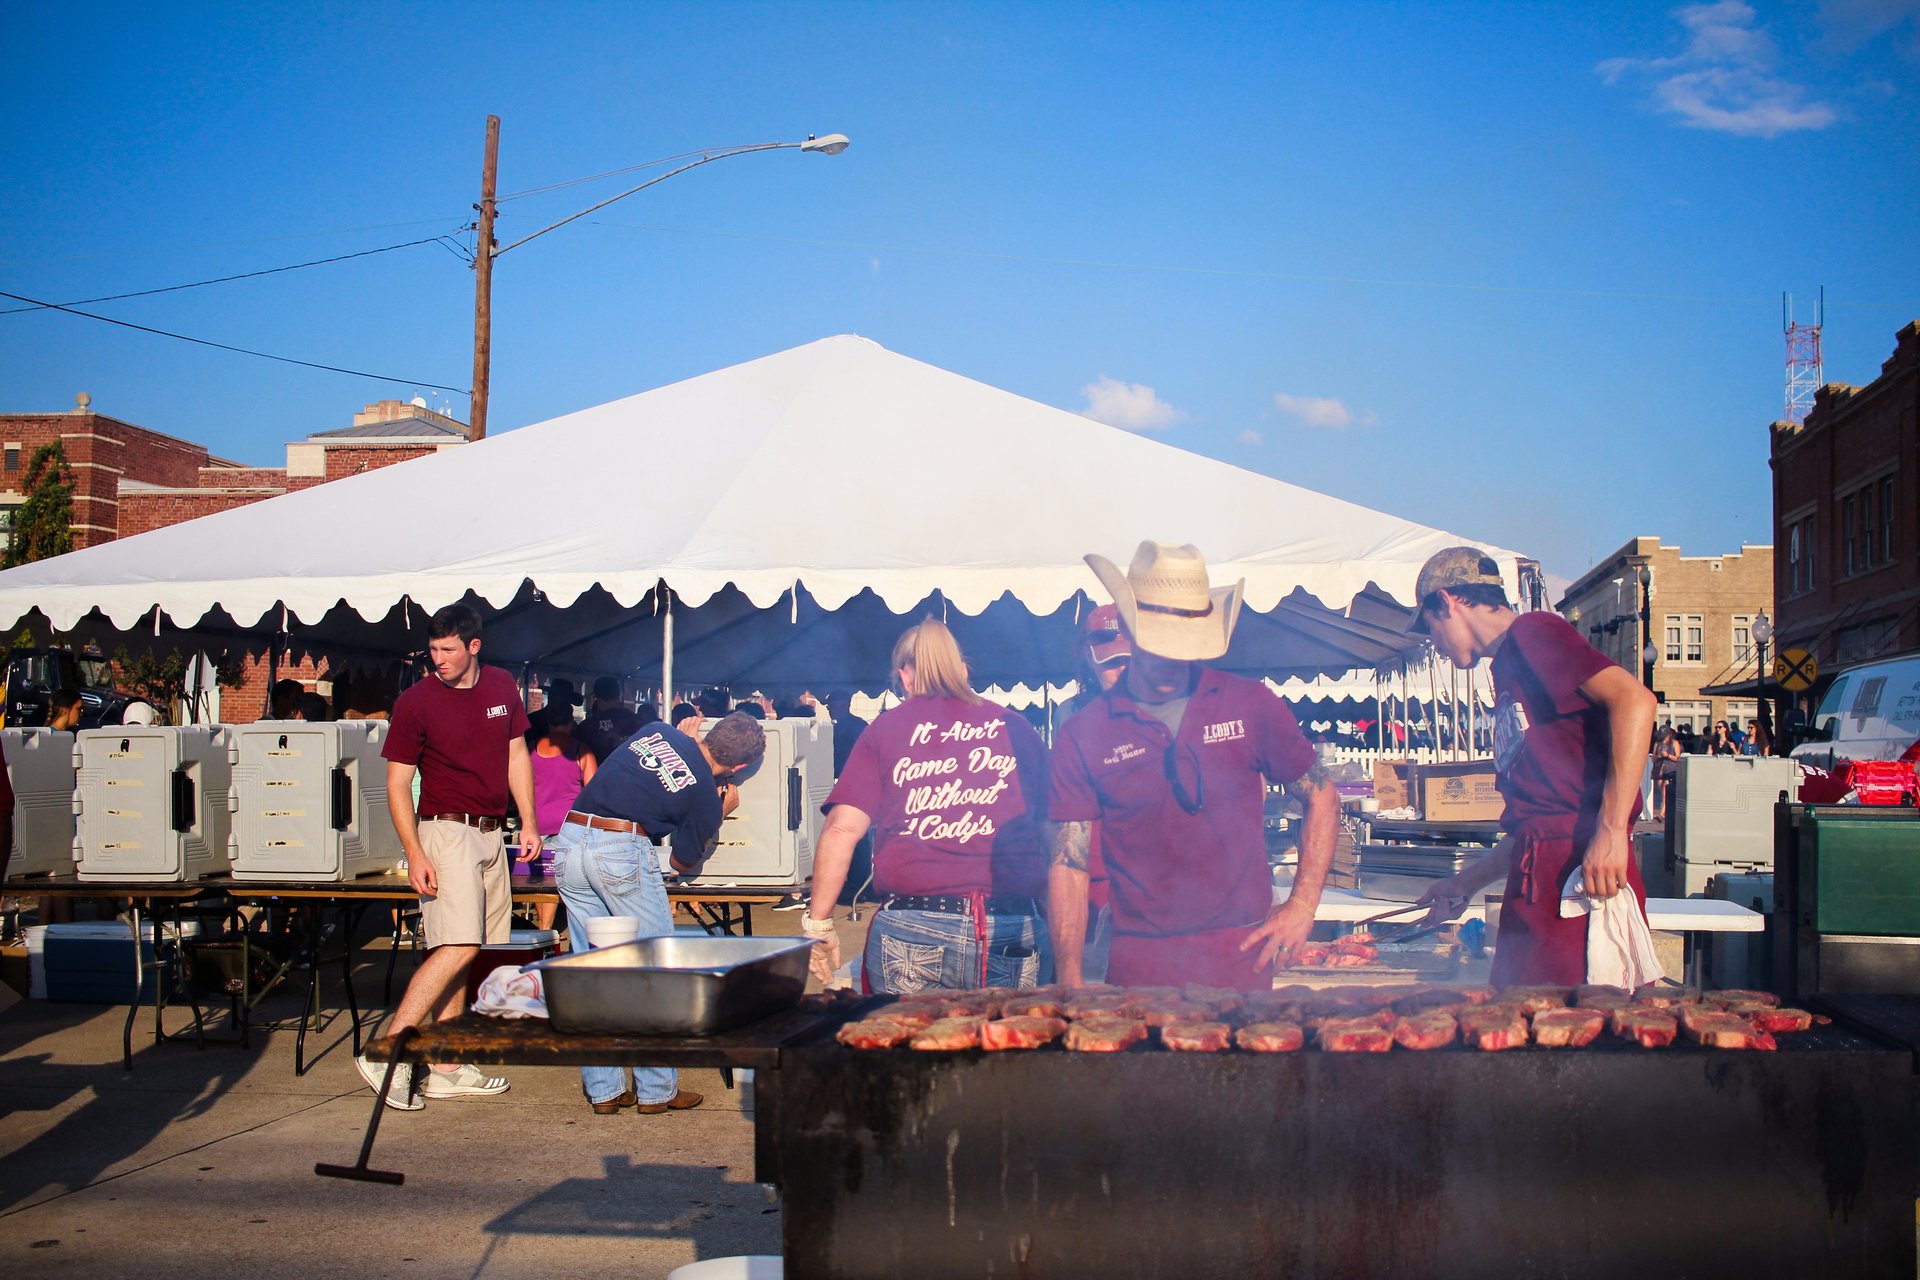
2, 0, 1915, 595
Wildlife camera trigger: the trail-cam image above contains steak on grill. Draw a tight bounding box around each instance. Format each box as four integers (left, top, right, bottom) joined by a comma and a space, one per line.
1064, 996, 1132, 1021
1391, 1011, 1458, 1050
1611, 1007, 1678, 1048
1630, 987, 1699, 1010
980, 1015, 1069, 1051
909, 1016, 988, 1051
999, 996, 1066, 1019
1531, 1007, 1607, 1048
1710, 988, 1781, 1008
1064, 1016, 1149, 1052
1394, 986, 1472, 1016
1319, 1017, 1395, 1052
876, 1004, 941, 1030
1457, 1006, 1530, 1051
1497, 986, 1571, 1014
1682, 1009, 1777, 1050
1159, 1019, 1235, 1052
837, 1018, 919, 1049
1748, 1007, 1814, 1034
1235, 1021, 1306, 1052
1183, 984, 1242, 1016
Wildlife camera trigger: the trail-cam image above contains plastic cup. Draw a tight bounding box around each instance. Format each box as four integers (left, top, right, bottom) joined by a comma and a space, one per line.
583, 916, 645, 949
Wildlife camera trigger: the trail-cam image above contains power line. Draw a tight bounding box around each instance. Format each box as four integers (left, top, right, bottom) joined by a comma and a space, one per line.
0, 215, 471, 269
0, 288, 466, 395
0, 235, 467, 316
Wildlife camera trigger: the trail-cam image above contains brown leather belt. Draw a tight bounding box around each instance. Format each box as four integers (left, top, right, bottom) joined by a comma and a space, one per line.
419, 811, 505, 832
564, 809, 649, 837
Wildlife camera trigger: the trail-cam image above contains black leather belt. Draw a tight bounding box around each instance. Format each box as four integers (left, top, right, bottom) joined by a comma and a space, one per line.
419, 812, 505, 832
884, 894, 1040, 916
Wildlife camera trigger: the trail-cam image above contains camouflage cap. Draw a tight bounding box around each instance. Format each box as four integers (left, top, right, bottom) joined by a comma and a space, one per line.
1407, 546, 1505, 634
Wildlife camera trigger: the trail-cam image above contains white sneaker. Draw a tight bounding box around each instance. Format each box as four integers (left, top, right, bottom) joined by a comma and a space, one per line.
419, 1063, 510, 1099
354, 1052, 423, 1111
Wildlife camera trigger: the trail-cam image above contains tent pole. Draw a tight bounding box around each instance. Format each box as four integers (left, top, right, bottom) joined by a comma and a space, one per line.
660, 586, 675, 712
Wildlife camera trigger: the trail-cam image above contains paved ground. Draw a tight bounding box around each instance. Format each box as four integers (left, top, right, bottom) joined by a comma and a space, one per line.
0, 902, 872, 1279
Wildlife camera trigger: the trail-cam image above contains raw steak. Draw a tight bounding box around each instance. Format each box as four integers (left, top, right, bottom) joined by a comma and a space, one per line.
909, 1016, 987, 1051
1531, 1008, 1607, 1048
1682, 1010, 1777, 1050
1611, 1007, 1678, 1048
1497, 986, 1571, 1014
876, 1004, 941, 1030
1457, 1006, 1530, 1051
1063, 1016, 1149, 1053
999, 996, 1066, 1019
1748, 1007, 1814, 1034
1159, 1019, 1234, 1052
980, 1015, 1068, 1051
1329, 937, 1381, 961
1391, 1011, 1458, 1050
1319, 1017, 1395, 1052
1573, 984, 1631, 1006
837, 1018, 918, 1049
1235, 1021, 1306, 1052
1711, 988, 1780, 1008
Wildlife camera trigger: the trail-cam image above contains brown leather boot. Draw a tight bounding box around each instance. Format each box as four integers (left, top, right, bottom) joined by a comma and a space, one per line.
590, 1090, 636, 1115
636, 1088, 704, 1114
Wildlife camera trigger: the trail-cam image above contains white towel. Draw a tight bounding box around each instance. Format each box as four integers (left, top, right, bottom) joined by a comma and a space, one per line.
471, 965, 548, 1019
1559, 870, 1666, 989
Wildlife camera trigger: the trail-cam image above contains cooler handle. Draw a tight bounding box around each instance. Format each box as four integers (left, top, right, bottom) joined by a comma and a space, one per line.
171, 768, 195, 833
787, 766, 802, 830
331, 765, 352, 831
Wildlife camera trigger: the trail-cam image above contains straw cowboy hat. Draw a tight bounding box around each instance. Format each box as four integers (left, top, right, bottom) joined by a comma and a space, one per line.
1085, 541, 1245, 662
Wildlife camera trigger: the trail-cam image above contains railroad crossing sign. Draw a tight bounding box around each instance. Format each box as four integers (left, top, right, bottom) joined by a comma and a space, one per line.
1774, 647, 1818, 692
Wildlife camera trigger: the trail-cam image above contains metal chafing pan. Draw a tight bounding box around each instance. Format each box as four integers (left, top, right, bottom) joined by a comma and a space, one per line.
527, 935, 813, 1036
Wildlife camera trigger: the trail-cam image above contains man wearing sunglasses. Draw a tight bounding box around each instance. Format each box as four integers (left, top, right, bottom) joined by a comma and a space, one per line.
1048, 542, 1339, 989
1068, 603, 1132, 983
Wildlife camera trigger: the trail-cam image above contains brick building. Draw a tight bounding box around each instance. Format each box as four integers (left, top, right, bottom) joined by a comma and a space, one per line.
0, 394, 470, 719
1556, 537, 1774, 736
1769, 321, 1920, 710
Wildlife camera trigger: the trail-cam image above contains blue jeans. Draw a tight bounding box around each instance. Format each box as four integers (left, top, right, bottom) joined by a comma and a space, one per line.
549, 823, 677, 1106
862, 906, 1049, 993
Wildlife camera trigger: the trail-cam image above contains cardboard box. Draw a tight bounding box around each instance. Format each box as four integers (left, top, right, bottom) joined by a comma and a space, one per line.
1371, 759, 1413, 811
1414, 761, 1505, 822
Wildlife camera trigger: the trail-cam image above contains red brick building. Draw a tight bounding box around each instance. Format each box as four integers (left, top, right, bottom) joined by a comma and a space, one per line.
1, 394, 471, 718
1769, 320, 1920, 707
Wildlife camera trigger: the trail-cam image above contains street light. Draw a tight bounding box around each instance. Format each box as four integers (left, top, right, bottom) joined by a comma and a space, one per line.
1637, 564, 1656, 693
1752, 609, 1774, 755
466, 119, 850, 440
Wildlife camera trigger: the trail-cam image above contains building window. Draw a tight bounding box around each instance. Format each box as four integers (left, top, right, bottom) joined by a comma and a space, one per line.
1732, 616, 1753, 664
1665, 616, 1683, 663
1842, 495, 1857, 575
2, 444, 16, 472
1882, 475, 1896, 563
1659, 700, 1714, 736
1803, 516, 1817, 592
1860, 484, 1879, 570
1685, 616, 1704, 663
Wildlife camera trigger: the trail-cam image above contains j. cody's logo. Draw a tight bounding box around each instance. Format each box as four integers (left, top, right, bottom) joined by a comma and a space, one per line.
486, 704, 510, 719
1201, 719, 1245, 744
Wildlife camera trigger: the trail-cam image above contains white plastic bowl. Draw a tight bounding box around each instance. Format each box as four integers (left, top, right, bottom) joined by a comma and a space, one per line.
582, 916, 645, 949
667, 1258, 782, 1280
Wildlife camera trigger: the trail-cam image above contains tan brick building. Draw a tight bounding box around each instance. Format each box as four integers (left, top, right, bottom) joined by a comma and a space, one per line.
1556, 537, 1774, 736
1768, 320, 1920, 712
0, 394, 471, 719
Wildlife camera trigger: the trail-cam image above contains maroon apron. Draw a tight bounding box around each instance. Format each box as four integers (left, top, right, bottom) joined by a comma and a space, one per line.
1108, 921, 1267, 990
1490, 815, 1648, 988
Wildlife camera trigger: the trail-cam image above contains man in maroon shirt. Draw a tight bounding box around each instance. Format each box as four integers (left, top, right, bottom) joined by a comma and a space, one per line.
1049, 543, 1340, 990
1409, 547, 1658, 986
353, 604, 540, 1109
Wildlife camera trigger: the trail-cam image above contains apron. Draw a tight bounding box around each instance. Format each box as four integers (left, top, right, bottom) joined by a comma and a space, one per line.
1491, 815, 1648, 988
1108, 921, 1267, 990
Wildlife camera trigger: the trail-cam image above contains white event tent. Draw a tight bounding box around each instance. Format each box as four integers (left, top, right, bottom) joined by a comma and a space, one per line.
0, 336, 1526, 694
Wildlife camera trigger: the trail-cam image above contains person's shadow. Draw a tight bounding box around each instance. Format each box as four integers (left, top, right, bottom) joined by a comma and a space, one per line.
470, 1154, 779, 1277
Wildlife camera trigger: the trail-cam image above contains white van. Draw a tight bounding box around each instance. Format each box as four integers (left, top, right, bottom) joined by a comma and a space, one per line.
1790, 651, 1920, 774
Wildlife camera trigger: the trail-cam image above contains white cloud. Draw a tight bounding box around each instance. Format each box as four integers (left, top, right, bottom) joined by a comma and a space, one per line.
1597, 1, 1841, 137
1236, 428, 1264, 446
1272, 393, 1373, 430
1079, 375, 1186, 432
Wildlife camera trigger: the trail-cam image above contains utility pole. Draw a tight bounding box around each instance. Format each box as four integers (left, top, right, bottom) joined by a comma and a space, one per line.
469, 114, 500, 442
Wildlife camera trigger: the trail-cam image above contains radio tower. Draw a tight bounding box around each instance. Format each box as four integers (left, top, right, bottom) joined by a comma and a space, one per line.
1783, 288, 1823, 424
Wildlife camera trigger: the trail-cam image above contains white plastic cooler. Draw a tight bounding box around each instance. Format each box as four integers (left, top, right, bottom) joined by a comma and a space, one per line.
2, 727, 77, 878
678, 717, 833, 886
1669, 754, 1802, 897
73, 725, 234, 881
227, 719, 400, 880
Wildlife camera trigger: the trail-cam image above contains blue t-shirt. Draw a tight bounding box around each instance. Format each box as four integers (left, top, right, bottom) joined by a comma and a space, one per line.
570, 722, 724, 858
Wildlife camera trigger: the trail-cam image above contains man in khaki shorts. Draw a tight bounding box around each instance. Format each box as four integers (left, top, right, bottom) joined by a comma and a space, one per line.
353, 604, 540, 1109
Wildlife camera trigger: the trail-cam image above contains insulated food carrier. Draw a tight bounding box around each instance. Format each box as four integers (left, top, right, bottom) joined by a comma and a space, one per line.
227, 719, 401, 880
73, 725, 233, 881
1660, 754, 1802, 898
674, 717, 833, 886
2, 727, 77, 878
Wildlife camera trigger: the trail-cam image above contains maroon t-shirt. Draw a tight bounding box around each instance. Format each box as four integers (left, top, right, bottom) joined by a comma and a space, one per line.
823, 695, 1050, 898
1049, 670, 1316, 938
382, 664, 529, 817
1490, 612, 1639, 831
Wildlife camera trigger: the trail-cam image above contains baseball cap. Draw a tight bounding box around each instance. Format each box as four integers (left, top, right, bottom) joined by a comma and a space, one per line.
1407, 546, 1505, 635
1080, 602, 1132, 668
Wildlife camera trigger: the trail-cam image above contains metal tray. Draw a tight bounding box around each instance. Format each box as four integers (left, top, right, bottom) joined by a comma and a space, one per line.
527, 935, 813, 1036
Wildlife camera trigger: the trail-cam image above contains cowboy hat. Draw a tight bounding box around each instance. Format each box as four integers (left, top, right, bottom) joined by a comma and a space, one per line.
1085, 542, 1244, 662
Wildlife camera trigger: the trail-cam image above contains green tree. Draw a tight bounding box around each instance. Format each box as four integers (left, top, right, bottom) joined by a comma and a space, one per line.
4, 441, 75, 567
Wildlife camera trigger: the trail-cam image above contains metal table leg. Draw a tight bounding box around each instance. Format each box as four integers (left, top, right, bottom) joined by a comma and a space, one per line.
121, 900, 143, 1072
313, 1027, 416, 1186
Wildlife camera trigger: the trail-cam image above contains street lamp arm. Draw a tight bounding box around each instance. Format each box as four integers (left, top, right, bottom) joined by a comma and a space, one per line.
493, 141, 820, 259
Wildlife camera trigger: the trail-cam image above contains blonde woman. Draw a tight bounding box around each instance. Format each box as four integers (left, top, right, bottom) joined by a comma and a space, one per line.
803, 620, 1051, 992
